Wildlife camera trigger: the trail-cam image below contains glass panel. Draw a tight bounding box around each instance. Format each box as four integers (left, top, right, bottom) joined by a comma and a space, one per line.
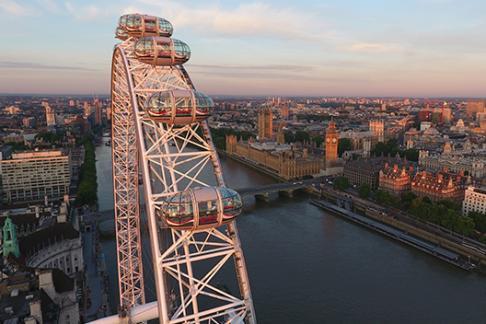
198, 199, 218, 224
158, 18, 173, 35
145, 19, 156, 30
174, 92, 193, 116
148, 92, 172, 115
173, 39, 191, 59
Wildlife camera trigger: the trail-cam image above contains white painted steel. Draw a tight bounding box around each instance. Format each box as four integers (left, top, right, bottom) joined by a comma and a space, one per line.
109, 27, 256, 323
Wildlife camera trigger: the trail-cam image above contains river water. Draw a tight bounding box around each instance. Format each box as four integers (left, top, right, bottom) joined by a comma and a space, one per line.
95, 138, 486, 323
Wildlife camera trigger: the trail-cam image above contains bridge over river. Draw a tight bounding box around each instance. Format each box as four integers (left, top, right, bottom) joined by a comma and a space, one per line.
94, 178, 322, 223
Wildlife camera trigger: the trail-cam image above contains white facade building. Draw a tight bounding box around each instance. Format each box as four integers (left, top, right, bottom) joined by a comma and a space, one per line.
0, 150, 71, 204
463, 186, 486, 215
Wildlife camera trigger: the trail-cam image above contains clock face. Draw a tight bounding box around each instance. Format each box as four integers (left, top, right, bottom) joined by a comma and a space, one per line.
332, 138, 337, 143
326, 138, 330, 143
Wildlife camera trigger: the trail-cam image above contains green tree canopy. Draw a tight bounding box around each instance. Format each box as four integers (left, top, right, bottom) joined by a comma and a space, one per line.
338, 138, 352, 157
334, 176, 350, 191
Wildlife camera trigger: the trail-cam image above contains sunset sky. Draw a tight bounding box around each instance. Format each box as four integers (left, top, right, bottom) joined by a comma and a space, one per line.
0, 0, 485, 97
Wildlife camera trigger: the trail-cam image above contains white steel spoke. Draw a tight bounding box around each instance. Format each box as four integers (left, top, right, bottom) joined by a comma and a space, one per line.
110, 19, 256, 323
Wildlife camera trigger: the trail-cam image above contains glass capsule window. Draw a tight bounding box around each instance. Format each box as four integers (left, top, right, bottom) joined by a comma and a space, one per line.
127, 15, 141, 29
147, 92, 172, 115
155, 39, 172, 57
115, 27, 128, 39
173, 39, 191, 60
219, 187, 242, 217
134, 38, 154, 56
145, 18, 156, 31
198, 199, 218, 225
195, 92, 213, 115
165, 192, 193, 225
195, 92, 214, 108
173, 91, 193, 116
158, 18, 173, 36
119, 15, 128, 28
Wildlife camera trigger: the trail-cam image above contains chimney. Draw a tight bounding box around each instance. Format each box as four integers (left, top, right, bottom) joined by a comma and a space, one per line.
28, 299, 43, 324
37, 270, 56, 300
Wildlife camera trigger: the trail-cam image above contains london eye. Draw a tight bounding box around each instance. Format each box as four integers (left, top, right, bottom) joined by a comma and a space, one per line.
100, 13, 256, 323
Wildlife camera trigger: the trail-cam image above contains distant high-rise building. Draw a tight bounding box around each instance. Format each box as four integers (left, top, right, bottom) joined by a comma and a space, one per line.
418, 104, 433, 122
68, 99, 75, 107
258, 106, 273, 141
106, 106, 112, 121
477, 112, 486, 129
94, 99, 103, 126
441, 103, 452, 123
83, 101, 92, 117
369, 119, 384, 143
280, 105, 289, 120
325, 120, 339, 165
42, 102, 56, 127
277, 120, 285, 145
466, 100, 485, 119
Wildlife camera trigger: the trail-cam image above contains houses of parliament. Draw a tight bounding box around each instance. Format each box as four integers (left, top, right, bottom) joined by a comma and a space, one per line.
225, 105, 343, 180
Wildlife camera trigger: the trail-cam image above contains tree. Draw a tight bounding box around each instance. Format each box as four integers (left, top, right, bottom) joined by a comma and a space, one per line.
468, 211, 486, 233
400, 192, 417, 210
358, 184, 371, 198
75, 137, 98, 207
334, 176, 350, 191
312, 135, 323, 147
294, 130, 310, 143
422, 196, 432, 204
456, 216, 475, 236
403, 149, 419, 162
284, 131, 295, 143
338, 138, 352, 157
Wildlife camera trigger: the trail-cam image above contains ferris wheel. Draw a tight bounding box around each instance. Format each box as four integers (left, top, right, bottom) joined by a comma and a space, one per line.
107, 13, 256, 324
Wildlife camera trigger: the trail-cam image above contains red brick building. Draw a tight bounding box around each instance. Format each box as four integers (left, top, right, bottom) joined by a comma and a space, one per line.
411, 170, 466, 202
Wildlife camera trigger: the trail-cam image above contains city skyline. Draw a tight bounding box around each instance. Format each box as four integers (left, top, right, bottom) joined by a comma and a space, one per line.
1, 0, 486, 97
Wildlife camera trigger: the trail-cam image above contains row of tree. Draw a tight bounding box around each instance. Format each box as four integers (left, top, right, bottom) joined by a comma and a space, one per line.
371, 139, 419, 162
332, 178, 485, 241
210, 128, 254, 151
75, 136, 98, 207
372, 188, 483, 239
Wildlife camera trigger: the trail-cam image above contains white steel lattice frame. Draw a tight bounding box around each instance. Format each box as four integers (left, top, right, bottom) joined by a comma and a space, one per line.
111, 37, 256, 323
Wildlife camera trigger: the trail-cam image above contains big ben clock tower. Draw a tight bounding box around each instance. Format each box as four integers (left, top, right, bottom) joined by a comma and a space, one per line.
325, 120, 339, 165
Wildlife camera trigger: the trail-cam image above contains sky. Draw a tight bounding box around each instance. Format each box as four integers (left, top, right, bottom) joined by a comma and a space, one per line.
0, 0, 485, 97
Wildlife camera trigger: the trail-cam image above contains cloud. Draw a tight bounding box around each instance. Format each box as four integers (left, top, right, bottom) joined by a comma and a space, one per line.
36, 0, 61, 13
126, 1, 330, 41
0, 61, 96, 71
348, 42, 404, 53
188, 64, 315, 72
0, 0, 34, 16
64, 1, 102, 20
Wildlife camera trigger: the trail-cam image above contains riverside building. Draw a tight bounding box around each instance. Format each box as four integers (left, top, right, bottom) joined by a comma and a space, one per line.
0, 150, 70, 205
462, 186, 486, 215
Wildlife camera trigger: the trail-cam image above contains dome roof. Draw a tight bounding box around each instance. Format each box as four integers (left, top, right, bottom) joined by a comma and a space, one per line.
423, 127, 440, 136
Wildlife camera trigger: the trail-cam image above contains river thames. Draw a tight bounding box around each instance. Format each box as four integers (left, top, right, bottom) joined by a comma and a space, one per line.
95, 138, 486, 323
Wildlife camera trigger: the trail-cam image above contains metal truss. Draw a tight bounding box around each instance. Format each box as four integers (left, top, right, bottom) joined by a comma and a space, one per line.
111, 45, 145, 309
110, 37, 256, 323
